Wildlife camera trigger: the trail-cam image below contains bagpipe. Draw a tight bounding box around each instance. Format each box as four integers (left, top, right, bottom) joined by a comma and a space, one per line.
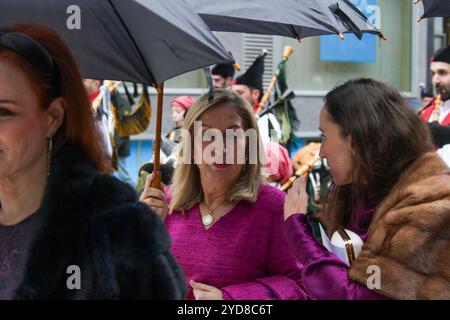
256, 46, 300, 148
256, 46, 294, 114
93, 81, 152, 137
254, 47, 329, 194
281, 142, 323, 192
416, 93, 450, 148
416, 93, 442, 120
91, 81, 152, 170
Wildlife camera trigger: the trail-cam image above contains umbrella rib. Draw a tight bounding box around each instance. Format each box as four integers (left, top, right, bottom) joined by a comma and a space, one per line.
108, 0, 157, 86
289, 24, 301, 42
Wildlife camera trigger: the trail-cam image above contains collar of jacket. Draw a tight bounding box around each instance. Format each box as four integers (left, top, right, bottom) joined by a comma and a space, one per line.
14, 144, 137, 299
349, 152, 450, 299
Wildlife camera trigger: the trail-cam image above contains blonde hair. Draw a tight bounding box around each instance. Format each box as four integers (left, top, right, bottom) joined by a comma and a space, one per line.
169, 89, 264, 212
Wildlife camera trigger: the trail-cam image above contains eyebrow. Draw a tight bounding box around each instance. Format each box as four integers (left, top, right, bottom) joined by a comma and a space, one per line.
0, 99, 20, 106
202, 124, 242, 129
431, 68, 448, 73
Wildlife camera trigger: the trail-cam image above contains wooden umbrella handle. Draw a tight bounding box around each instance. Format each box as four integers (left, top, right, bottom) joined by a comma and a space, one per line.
151, 83, 164, 190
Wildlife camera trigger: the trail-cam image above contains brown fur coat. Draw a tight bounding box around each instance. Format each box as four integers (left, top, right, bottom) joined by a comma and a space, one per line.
348, 152, 450, 300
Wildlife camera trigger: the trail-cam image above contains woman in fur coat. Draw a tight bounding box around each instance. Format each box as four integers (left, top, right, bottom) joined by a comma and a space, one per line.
283, 78, 450, 300
0, 24, 185, 299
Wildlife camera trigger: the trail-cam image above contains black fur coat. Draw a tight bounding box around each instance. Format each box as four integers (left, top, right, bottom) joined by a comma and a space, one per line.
13, 144, 186, 299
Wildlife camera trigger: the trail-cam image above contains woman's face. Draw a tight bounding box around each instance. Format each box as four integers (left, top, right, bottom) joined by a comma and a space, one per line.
0, 59, 57, 179
194, 103, 247, 186
171, 105, 185, 127
319, 107, 354, 186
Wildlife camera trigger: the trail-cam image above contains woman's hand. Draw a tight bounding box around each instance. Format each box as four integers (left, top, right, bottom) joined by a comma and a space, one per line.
139, 172, 169, 221
284, 176, 309, 221
190, 280, 223, 300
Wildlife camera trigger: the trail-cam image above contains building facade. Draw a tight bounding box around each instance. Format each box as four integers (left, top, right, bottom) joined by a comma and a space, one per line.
124, 0, 440, 185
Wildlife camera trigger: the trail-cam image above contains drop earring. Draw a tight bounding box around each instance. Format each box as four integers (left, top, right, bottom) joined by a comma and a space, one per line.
47, 136, 53, 176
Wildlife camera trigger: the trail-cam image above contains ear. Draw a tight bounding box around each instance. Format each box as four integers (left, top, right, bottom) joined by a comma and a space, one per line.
346, 135, 355, 156
46, 97, 66, 138
225, 77, 233, 87
252, 89, 261, 103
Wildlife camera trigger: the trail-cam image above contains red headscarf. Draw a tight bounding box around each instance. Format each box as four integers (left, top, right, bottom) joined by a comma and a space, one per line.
171, 95, 196, 110
263, 141, 293, 184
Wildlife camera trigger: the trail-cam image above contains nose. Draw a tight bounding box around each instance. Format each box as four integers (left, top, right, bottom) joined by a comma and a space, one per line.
319, 144, 325, 159
433, 74, 441, 87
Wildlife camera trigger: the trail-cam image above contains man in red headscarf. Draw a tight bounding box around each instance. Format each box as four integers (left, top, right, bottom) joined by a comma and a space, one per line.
422, 45, 450, 125
420, 46, 450, 153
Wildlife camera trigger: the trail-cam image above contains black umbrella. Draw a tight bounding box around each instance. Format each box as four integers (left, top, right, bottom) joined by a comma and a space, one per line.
416, 0, 450, 20
0, 0, 234, 85
186, 0, 384, 41
0, 0, 235, 188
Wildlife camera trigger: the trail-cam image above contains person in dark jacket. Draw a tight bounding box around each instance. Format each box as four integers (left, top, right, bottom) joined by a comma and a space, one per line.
0, 24, 185, 299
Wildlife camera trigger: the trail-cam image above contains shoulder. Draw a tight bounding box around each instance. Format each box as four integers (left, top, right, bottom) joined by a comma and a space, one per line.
257, 183, 286, 204
243, 183, 286, 221
377, 152, 450, 223
88, 174, 170, 245
89, 199, 171, 253
85, 195, 185, 299
396, 152, 450, 191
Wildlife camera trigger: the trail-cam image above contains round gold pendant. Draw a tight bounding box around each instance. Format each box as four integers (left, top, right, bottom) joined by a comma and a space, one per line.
202, 214, 214, 227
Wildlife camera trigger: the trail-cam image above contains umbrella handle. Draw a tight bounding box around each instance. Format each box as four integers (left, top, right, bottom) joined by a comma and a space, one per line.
151, 83, 164, 191
150, 170, 162, 190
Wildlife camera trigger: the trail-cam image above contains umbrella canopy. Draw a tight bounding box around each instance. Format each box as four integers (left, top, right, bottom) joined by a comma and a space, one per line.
186, 0, 383, 40
416, 0, 450, 19
0, 0, 235, 85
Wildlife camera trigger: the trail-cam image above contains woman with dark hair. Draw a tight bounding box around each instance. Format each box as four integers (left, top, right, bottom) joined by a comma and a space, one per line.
0, 24, 185, 299
283, 78, 450, 300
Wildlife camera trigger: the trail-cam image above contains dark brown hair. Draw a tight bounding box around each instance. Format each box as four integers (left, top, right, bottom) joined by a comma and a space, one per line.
0, 24, 111, 172
320, 78, 433, 235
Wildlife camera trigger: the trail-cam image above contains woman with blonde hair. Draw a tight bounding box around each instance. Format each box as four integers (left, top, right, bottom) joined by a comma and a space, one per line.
141, 89, 307, 300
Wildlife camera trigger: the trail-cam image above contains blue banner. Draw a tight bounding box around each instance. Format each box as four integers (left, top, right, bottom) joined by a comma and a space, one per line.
320, 0, 378, 63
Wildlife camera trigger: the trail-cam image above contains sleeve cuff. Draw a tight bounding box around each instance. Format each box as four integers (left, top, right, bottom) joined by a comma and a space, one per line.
221, 282, 274, 300
282, 214, 329, 264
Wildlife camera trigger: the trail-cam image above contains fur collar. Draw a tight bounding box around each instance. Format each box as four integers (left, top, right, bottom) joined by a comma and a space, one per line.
15, 144, 138, 299
349, 152, 450, 299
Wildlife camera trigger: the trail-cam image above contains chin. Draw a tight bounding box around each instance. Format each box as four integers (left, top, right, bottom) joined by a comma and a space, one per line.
333, 178, 352, 186
331, 174, 352, 186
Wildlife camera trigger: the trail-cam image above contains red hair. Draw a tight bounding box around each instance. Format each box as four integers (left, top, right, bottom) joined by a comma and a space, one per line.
0, 24, 111, 172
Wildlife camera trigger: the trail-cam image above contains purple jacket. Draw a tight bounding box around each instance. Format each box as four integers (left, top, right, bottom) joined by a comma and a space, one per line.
282, 204, 388, 300
165, 184, 309, 300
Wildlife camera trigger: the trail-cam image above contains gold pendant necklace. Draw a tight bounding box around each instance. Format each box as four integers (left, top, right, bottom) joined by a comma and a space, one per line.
201, 202, 225, 227
202, 213, 214, 227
